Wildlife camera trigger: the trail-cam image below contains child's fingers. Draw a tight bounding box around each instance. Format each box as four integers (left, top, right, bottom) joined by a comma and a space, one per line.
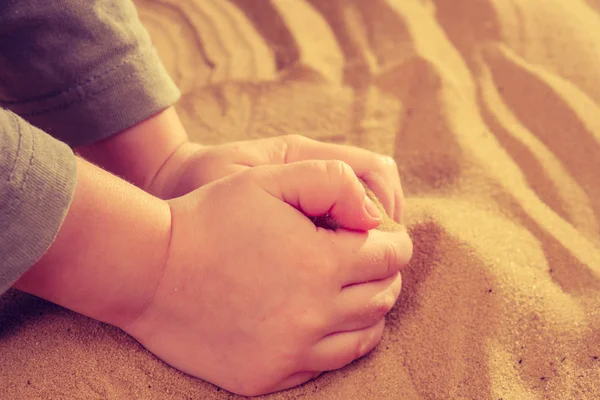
333, 272, 402, 332
304, 319, 386, 372
328, 228, 412, 286
214, 135, 405, 222
251, 160, 383, 232
278, 135, 404, 222
360, 166, 405, 223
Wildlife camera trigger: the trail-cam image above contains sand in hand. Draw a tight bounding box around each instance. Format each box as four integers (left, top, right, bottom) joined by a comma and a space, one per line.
1, 0, 600, 399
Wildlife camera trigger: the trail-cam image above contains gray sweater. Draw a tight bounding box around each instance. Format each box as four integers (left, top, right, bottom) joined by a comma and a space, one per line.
0, 0, 180, 293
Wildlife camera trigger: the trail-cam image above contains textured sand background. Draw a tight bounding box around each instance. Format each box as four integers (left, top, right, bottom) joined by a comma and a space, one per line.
2, 0, 600, 398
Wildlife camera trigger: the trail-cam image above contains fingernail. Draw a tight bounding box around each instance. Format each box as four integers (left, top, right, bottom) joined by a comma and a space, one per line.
364, 195, 382, 220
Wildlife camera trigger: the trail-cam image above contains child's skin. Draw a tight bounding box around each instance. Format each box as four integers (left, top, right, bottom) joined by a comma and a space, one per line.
13, 106, 413, 396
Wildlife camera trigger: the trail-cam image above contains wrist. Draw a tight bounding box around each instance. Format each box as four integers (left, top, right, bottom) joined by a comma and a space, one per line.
145, 141, 205, 199
14, 157, 173, 328
75, 106, 188, 190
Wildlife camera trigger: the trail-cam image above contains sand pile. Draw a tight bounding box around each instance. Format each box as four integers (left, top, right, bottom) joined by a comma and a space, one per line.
2, 0, 599, 398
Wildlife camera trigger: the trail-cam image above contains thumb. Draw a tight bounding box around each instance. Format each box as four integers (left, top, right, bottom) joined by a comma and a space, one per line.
252, 160, 382, 231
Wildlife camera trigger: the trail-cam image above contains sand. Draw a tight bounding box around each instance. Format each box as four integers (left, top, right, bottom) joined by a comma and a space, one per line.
2, 0, 600, 398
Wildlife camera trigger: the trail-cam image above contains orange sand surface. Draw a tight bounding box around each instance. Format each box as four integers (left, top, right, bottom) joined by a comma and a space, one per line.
2, 0, 600, 398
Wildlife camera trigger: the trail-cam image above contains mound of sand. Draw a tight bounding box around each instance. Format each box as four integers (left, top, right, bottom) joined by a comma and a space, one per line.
2, 0, 599, 398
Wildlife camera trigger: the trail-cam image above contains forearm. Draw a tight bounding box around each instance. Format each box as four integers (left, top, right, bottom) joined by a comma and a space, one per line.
14, 156, 172, 329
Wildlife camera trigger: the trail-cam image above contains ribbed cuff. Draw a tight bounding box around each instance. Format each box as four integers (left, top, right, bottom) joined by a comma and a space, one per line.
6, 47, 181, 148
0, 111, 77, 294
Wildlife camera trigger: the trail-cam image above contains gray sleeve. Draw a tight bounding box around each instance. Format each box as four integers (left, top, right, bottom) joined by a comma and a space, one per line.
0, 108, 76, 295
0, 0, 180, 148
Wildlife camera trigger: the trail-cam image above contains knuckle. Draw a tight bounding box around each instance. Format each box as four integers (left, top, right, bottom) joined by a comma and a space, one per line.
269, 136, 291, 162
323, 159, 354, 180
283, 133, 304, 142
355, 335, 367, 359
368, 155, 397, 174
381, 290, 398, 312
380, 155, 398, 168
371, 291, 396, 321
280, 134, 307, 159
355, 326, 381, 359
371, 302, 391, 322
383, 243, 401, 275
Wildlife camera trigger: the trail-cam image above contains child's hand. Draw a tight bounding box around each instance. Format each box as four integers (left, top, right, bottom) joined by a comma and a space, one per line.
124, 160, 412, 396
147, 135, 405, 223
76, 108, 404, 223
